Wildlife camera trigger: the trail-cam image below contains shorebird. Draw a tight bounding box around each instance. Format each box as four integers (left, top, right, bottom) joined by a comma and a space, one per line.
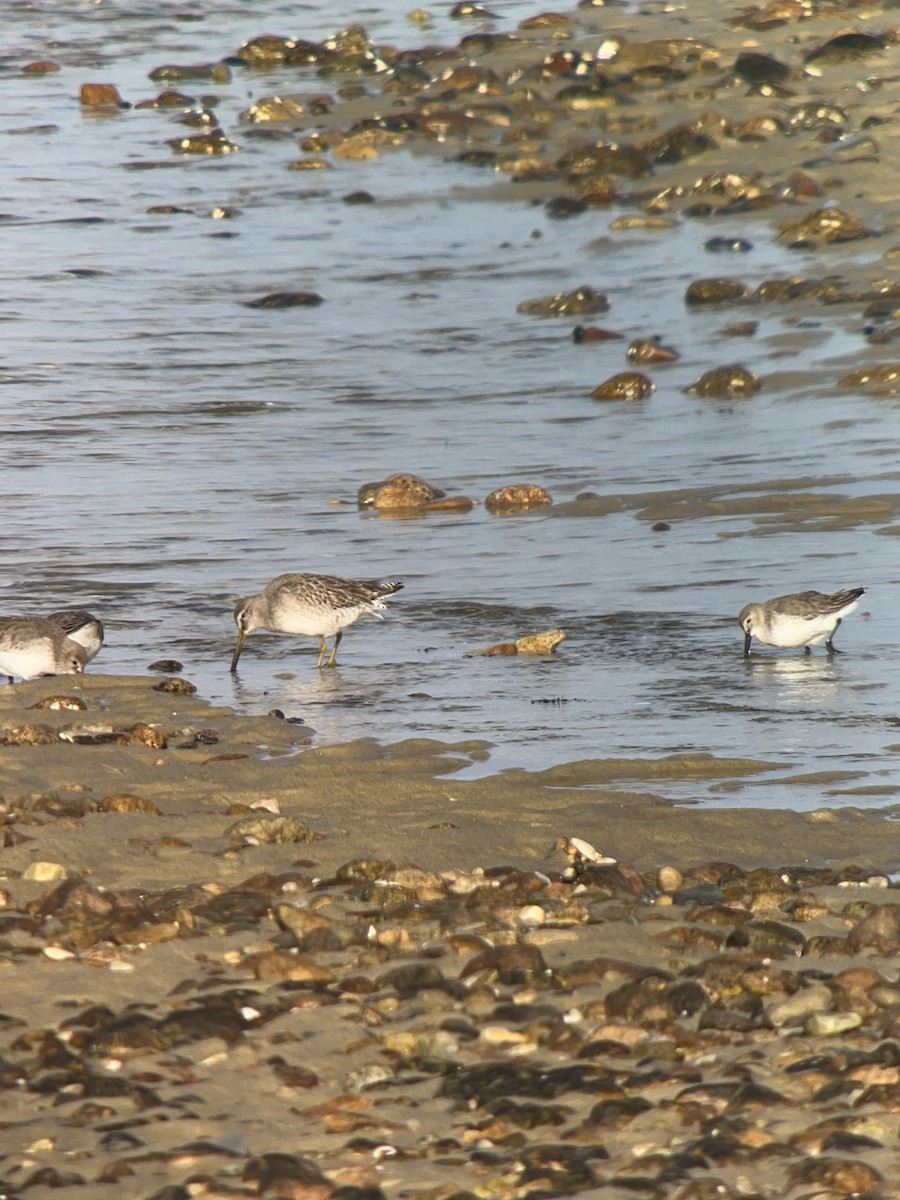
0, 617, 88, 682
46, 609, 104, 663
739, 587, 866, 656
230, 573, 403, 672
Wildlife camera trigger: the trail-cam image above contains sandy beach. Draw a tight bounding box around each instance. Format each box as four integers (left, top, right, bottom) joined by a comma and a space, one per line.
0, 675, 899, 1198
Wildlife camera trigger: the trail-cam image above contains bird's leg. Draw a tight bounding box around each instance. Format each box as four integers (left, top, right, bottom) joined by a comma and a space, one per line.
804, 645, 811, 655
316, 636, 328, 668
826, 618, 842, 654
325, 630, 342, 667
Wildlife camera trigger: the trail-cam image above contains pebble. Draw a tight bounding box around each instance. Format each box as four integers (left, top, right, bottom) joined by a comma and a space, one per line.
805, 1010, 864, 1036
768, 983, 833, 1027
484, 483, 552, 514
24, 862, 68, 882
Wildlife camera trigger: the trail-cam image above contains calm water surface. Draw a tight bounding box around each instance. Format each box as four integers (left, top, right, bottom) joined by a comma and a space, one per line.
2, 0, 899, 810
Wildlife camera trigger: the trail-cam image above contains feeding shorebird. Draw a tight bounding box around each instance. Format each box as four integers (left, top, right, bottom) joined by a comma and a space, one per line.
46, 609, 105, 663
230, 572, 403, 672
738, 587, 866, 656
0, 617, 88, 682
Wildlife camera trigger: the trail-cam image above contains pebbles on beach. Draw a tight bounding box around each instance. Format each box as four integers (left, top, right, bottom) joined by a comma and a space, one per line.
0, 677, 897, 1196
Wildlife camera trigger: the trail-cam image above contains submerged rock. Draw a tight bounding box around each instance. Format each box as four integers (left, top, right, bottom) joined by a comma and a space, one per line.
484, 483, 552, 513
79, 83, 129, 108
467, 629, 566, 656
518, 286, 609, 318
779, 207, 875, 248
169, 129, 238, 154
245, 291, 323, 308
591, 371, 654, 400
357, 472, 445, 510
685, 278, 750, 305
627, 336, 679, 364
687, 364, 760, 397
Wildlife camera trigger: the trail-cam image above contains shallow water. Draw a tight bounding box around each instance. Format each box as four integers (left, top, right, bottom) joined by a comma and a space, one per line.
2, 0, 899, 810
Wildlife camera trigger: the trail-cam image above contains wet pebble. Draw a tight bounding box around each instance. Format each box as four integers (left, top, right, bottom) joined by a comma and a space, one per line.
627, 336, 679, 364
28, 695, 86, 711
573, 325, 622, 343
149, 62, 232, 83
704, 236, 753, 253
79, 83, 129, 108
357, 471, 444, 510
591, 371, 654, 401
517, 285, 609, 317
779, 206, 875, 248
153, 677, 196, 695
467, 629, 566, 657
686, 364, 760, 397
545, 196, 588, 219
226, 815, 315, 845
169, 129, 238, 155
148, 659, 183, 673
484, 483, 552, 514
245, 291, 324, 308
840, 362, 900, 395
685, 278, 750, 305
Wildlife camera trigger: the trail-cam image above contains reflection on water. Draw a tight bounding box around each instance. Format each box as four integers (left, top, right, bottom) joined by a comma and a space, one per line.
1, 0, 900, 811
742, 653, 847, 707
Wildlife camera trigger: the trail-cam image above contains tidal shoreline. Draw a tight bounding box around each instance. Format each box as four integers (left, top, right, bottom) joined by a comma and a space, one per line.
2, 674, 897, 883
1, 675, 900, 1198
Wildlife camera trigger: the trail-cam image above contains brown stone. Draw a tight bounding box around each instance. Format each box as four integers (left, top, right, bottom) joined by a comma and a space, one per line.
99, 794, 162, 815
79, 83, 127, 108
485, 483, 552, 514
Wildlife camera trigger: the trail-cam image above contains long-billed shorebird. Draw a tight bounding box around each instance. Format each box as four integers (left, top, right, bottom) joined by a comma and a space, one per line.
230, 572, 403, 672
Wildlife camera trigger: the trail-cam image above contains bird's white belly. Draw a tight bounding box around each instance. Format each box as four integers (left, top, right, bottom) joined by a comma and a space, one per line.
271, 606, 365, 638
766, 613, 835, 647
0, 643, 54, 679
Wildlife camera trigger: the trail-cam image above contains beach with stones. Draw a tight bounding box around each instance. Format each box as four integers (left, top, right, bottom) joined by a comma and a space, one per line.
6, 0, 900, 1197
1, 675, 900, 1198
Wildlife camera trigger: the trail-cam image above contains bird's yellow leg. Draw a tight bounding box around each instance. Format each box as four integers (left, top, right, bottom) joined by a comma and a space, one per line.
325, 630, 342, 667
316, 637, 328, 668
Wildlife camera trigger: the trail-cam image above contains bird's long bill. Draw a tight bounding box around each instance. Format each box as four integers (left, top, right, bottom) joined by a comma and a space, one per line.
743, 630, 752, 657
230, 628, 246, 673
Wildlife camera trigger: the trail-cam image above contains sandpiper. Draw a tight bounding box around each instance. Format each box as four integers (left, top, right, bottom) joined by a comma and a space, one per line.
0, 617, 88, 682
46, 609, 104, 663
230, 573, 404, 672
739, 587, 866, 656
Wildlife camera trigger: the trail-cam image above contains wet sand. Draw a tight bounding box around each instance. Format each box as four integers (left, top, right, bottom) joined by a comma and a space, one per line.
1, 676, 900, 1198
2, 675, 896, 883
